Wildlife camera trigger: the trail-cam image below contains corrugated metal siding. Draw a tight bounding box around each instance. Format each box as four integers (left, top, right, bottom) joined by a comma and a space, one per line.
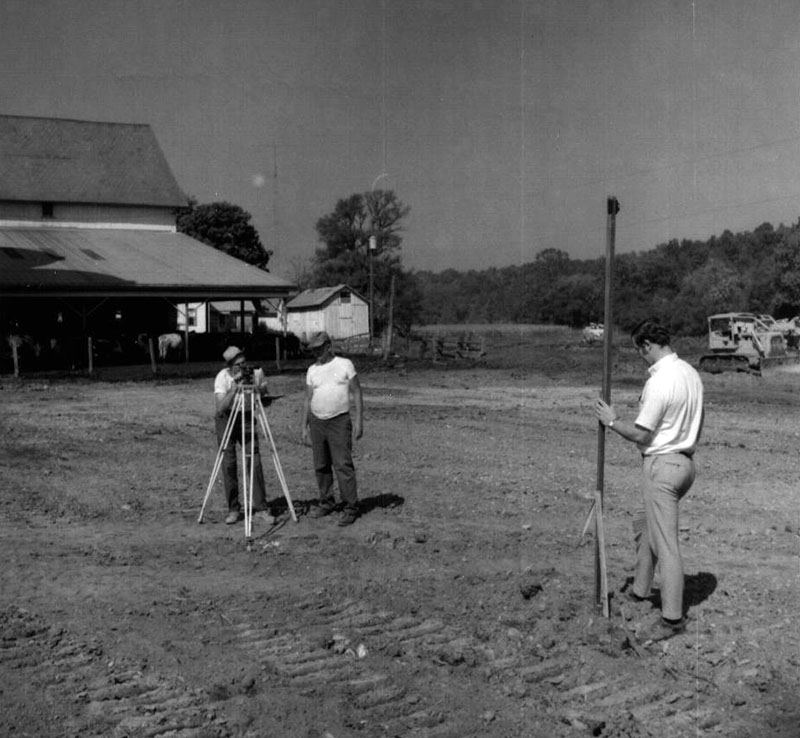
0, 228, 295, 292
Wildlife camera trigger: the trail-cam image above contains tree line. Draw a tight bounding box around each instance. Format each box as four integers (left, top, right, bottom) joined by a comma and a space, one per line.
414, 220, 800, 336
176, 194, 800, 338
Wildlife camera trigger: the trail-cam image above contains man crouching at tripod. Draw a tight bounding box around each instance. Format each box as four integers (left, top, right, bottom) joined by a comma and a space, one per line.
214, 346, 276, 526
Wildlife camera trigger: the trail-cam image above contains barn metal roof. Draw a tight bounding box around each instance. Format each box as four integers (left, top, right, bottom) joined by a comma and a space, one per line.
286, 284, 365, 309
0, 115, 187, 207
0, 227, 295, 299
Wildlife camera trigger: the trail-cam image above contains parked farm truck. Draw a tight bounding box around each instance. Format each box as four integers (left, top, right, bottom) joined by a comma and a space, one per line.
698, 312, 800, 375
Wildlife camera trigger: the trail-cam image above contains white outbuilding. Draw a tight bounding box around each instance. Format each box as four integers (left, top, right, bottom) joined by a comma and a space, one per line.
284, 284, 368, 343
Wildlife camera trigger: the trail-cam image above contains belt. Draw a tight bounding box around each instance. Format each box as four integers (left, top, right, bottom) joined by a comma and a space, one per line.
642, 450, 694, 460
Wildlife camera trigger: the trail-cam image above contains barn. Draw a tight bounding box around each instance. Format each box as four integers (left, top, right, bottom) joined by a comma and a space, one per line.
177, 301, 260, 334
284, 284, 368, 343
0, 114, 295, 372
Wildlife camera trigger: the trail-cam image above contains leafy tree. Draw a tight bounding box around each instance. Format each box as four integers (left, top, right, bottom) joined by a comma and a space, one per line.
540, 272, 603, 327
534, 248, 572, 283
765, 233, 800, 317
176, 199, 272, 270
672, 259, 748, 334
312, 190, 419, 332
411, 218, 800, 335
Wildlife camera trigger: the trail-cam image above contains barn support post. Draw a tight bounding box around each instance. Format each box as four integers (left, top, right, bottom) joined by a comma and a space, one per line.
71, 298, 107, 375
183, 302, 190, 363
148, 337, 158, 374
593, 196, 619, 618
274, 335, 281, 372
11, 340, 19, 378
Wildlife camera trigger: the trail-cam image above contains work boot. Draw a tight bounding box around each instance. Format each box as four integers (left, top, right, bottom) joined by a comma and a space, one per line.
225, 510, 241, 525
253, 510, 277, 525
309, 503, 335, 519
337, 508, 359, 527
637, 616, 688, 643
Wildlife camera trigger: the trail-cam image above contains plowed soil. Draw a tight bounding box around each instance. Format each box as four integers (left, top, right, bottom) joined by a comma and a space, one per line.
1, 337, 799, 738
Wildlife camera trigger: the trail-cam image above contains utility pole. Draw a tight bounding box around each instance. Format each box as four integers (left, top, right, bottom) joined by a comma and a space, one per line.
368, 234, 377, 347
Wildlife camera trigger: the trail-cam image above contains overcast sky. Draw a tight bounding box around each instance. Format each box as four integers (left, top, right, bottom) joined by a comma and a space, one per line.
3, 0, 800, 279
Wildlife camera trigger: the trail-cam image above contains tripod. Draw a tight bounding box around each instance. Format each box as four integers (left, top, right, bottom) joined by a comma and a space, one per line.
198, 384, 297, 539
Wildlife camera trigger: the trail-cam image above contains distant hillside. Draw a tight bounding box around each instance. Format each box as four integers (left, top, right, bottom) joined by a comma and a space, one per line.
413, 220, 800, 336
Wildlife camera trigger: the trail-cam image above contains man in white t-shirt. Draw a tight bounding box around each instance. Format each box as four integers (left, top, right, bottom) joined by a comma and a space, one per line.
300, 331, 363, 526
213, 346, 275, 526
594, 319, 704, 643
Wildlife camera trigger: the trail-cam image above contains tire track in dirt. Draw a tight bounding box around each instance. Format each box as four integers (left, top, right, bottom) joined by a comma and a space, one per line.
0, 605, 226, 738
233, 596, 477, 737
228, 591, 730, 738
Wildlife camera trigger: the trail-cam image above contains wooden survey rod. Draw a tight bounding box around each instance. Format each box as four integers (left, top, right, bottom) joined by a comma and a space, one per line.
594, 196, 619, 617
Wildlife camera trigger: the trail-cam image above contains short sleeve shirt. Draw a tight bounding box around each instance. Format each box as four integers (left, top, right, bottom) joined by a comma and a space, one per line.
306, 356, 357, 420
214, 367, 268, 398
635, 353, 704, 456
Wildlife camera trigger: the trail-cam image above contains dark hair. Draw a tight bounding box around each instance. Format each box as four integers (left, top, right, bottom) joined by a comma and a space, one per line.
631, 318, 670, 348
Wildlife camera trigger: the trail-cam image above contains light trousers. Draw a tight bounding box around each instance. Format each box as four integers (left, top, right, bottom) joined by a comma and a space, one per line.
632, 453, 695, 620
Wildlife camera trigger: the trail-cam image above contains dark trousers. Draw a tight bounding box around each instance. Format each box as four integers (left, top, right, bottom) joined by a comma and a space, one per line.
215, 412, 268, 512
309, 412, 358, 512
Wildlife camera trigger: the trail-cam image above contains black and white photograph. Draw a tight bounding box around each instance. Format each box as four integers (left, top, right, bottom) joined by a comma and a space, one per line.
1, 2, 799, 736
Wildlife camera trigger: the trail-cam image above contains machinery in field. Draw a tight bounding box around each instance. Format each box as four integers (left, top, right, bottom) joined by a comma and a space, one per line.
698, 312, 800, 375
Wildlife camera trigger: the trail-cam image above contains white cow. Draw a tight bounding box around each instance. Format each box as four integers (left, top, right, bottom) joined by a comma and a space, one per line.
582, 323, 604, 344
6, 334, 42, 358
158, 333, 183, 361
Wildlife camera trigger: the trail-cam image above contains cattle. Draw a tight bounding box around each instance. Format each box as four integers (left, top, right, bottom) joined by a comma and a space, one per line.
6, 334, 42, 358
158, 332, 183, 361
4, 334, 42, 375
582, 323, 604, 344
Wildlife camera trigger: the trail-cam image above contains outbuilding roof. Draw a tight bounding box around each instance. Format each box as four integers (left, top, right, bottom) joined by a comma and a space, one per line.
0, 227, 294, 299
0, 115, 187, 207
286, 284, 365, 309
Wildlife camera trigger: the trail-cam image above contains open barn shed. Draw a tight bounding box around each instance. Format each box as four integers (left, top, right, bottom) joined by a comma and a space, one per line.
0, 114, 295, 373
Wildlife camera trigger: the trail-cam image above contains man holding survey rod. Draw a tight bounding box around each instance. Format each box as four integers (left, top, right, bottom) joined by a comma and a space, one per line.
594, 319, 704, 642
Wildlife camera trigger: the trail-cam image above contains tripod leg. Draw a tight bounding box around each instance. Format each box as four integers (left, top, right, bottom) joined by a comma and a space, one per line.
241, 394, 252, 539
246, 390, 257, 539
198, 392, 241, 523
580, 500, 596, 541
256, 397, 298, 522
594, 490, 610, 618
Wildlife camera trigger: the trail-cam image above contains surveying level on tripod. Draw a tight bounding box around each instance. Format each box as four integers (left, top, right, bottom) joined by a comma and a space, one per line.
237, 363, 256, 385
199, 346, 297, 542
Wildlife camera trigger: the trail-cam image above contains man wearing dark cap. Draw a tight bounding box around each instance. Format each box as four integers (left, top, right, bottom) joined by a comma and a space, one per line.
213, 346, 276, 525
300, 331, 363, 526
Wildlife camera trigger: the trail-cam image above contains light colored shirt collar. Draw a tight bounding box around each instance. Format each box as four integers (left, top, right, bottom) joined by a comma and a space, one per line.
647, 351, 678, 376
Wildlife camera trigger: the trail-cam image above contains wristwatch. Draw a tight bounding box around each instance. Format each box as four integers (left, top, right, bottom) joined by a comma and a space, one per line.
608, 419, 616, 428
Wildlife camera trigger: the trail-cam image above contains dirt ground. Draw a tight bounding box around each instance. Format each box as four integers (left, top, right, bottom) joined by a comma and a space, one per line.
1, 338, 799, 738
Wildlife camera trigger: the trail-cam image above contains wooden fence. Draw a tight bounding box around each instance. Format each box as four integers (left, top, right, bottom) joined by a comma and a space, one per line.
333, 331, 487, 363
